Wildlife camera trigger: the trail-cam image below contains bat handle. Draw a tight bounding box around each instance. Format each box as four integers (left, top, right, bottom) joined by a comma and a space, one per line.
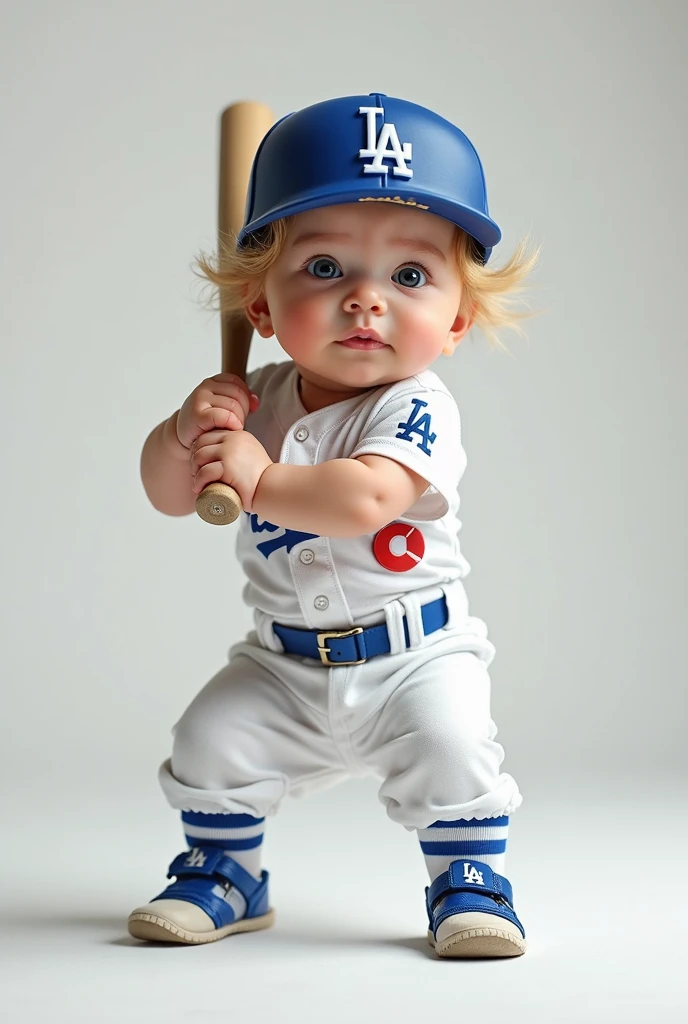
195, 482, 243, 525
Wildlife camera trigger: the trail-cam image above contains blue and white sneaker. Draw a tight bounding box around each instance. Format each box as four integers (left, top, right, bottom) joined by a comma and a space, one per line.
128, 847, 274, 944
426, 859, 526, 958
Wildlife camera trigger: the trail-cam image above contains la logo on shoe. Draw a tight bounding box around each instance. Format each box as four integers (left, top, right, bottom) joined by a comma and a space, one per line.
463, 862, 485, 885
185, 848, 207, 867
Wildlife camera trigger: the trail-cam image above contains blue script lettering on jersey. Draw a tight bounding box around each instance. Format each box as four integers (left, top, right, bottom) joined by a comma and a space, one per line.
247, 513, 319, 559
395, 398, 437, 455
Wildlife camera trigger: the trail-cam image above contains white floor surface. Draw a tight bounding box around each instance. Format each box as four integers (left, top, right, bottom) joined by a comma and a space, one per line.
1, 778, 686, 1023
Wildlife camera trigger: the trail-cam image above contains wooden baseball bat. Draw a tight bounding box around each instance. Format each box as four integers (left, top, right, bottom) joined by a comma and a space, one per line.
195, 101, 275, 525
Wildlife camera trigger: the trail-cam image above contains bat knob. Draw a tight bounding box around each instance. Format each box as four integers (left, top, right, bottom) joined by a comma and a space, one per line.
195, 482, 243, 525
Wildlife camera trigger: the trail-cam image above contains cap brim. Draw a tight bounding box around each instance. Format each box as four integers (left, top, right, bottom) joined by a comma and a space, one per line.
238, 184, 501, 251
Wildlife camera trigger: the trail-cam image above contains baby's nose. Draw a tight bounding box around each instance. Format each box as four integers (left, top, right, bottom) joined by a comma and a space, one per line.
342, 284, 387, 315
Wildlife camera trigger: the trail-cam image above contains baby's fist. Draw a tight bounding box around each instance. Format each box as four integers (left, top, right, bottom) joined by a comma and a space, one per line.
190, 429, 272, 511
177, 374, 260, 450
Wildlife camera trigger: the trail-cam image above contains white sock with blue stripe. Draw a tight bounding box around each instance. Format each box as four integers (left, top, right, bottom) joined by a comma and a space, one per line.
418, 815, 509, 882
181, 811, 265, 880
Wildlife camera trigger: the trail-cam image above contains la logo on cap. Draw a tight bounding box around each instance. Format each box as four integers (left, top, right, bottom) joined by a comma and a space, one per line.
358, 106, 413, 178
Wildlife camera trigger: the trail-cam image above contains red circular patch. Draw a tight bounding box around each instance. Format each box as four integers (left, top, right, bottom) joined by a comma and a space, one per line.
373, 522, 425, 572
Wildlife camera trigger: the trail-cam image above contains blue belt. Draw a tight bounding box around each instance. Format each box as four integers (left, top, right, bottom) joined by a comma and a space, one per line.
272, 596, 448, 666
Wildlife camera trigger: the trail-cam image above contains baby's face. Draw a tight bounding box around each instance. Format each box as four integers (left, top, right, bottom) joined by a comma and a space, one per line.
250, 203, 470, 395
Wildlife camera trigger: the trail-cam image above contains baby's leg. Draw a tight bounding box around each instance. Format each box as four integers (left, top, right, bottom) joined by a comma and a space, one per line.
358, 646, 525, 958
128, 639, 344, 944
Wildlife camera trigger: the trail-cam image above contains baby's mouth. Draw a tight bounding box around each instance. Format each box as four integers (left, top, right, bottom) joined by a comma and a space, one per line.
336, 329, 387, 349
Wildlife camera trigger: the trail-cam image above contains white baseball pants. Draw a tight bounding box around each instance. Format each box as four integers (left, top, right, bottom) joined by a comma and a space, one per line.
159, 583, 522, 829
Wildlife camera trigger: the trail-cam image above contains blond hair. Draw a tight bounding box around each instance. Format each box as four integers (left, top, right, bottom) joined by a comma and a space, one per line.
195, 213, 541, 352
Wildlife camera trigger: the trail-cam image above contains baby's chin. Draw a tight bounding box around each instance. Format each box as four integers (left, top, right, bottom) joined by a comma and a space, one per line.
342, 365, 422, 389
329, 354, 404, 385
330, 367, 398, 391
296, 358, 394, 392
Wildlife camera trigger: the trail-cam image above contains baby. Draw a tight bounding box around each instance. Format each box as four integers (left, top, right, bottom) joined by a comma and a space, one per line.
130, 93, 537, 958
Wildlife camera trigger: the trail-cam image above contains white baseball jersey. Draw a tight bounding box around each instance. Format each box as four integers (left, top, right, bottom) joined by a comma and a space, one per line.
238, 360, 472, 630
158, 359, 522, 830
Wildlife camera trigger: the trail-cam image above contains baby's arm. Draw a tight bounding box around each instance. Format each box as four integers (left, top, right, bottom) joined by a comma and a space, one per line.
252, 455, 428, 537
140, 411, 196, 516
141, 374, 258, 517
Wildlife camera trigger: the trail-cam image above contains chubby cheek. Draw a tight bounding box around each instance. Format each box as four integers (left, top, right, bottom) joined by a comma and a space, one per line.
272, 291, 330, 350
397, 305, 451, 358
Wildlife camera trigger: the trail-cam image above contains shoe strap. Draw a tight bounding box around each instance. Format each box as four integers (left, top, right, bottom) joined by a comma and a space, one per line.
427, 859, 514, 911
167, 846, 263, 900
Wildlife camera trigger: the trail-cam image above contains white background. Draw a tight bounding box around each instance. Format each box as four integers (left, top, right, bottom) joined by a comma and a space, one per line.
1, 1, 686, 1021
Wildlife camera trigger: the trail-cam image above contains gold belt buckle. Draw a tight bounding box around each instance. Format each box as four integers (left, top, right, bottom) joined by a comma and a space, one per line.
316, 627, 365, 666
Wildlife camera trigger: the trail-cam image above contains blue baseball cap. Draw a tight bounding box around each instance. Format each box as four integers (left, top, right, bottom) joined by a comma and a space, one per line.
238, 93, 501, 263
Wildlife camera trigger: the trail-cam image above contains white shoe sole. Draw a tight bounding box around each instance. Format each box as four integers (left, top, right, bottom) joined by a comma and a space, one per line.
428, 911, 526, 958
128, 908, 275, 944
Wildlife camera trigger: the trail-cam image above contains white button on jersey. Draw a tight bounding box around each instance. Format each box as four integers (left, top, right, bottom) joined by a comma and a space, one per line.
294, 426, 309, 441
314, 595, 329, 611
299, 549, 315, 564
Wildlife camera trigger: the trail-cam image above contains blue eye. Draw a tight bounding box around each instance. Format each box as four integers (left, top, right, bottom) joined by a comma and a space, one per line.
392, 265, 427, 288
307, 257, 342, 279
